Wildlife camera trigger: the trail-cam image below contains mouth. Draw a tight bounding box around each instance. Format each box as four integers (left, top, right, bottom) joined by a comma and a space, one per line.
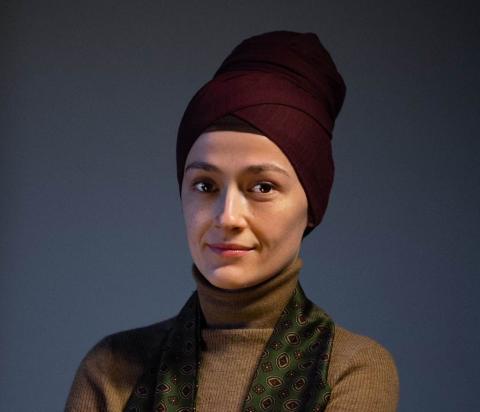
207, 243, 255, 257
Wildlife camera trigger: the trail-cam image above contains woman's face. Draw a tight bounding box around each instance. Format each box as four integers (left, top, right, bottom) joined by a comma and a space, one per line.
181, 130, 311, 290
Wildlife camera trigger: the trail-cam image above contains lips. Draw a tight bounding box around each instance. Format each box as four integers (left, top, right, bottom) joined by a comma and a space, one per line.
208, 243, 253, 250
207, 243, 254, 257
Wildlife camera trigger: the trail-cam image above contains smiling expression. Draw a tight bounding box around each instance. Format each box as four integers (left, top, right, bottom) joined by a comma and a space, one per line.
181, 130, 311, 290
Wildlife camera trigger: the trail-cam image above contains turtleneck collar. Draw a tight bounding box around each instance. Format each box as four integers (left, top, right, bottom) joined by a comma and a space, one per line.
192, 257, 303, 329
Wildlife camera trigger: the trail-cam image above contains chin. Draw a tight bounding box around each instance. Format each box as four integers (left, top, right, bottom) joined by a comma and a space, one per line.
206, 265, 255, 290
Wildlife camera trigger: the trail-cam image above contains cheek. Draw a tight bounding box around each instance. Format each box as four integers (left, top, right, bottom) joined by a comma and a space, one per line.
253, 209, 300, 249
181, 197, 195, 233
182, 200, 209, 238
268, 201, 308, 243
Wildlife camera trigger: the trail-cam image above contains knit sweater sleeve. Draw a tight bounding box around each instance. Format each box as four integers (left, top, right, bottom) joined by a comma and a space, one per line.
64, 319, 173, 412
325, 326, 400, 412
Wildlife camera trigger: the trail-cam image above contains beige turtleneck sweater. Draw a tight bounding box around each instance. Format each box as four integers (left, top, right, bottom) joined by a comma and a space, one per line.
65, 258, 399, 411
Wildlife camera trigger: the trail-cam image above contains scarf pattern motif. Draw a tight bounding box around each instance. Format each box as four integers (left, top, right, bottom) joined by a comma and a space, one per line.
124, 283, 334, 412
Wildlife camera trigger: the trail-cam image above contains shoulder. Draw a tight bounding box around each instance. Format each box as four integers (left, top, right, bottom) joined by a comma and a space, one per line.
65, 318, 175, 411
83, 317, 175, 382
330, 325, 398, 372
94, 317, 175, 360
326, 325, 399, 411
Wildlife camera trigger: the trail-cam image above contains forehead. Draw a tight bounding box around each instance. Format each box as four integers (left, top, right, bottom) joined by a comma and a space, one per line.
186, 130, 294, 171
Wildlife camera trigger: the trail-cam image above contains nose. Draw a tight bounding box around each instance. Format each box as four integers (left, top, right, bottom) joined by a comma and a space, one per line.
214, 184, 248, 230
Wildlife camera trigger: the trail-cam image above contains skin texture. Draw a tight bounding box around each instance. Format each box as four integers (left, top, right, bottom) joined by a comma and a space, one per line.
181, 130, 313, 290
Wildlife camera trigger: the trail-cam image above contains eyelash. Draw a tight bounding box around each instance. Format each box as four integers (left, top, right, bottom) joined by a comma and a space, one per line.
191, 180, 276, 195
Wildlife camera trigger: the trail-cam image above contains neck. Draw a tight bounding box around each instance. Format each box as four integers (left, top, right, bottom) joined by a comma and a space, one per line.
192, 257, 303, 329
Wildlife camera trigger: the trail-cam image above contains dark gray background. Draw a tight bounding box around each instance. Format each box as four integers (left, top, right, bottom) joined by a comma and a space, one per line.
2, 1, 479, 410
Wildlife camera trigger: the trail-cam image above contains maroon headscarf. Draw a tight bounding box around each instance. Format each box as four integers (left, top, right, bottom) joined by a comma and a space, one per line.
176, 31, 346, 236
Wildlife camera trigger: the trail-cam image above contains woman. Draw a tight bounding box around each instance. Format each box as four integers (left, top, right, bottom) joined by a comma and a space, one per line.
66, 31, 399, 411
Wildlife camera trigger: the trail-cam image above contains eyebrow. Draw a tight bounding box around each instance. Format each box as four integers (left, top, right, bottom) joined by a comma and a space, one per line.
184, 161, 290, 177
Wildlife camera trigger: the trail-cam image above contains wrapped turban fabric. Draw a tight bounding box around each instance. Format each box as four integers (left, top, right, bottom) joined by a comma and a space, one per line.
176, 30, 346, 236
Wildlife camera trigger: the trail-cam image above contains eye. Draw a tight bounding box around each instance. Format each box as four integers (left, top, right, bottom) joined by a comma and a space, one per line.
251, 182, 275, 194
192, 180, 216, 193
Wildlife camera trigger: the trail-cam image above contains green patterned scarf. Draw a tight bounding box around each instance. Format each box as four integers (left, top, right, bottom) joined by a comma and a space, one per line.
124, 283, 334, 411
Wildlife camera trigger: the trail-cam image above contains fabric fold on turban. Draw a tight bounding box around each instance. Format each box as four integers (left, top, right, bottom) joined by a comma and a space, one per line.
176, 31, 346, 235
